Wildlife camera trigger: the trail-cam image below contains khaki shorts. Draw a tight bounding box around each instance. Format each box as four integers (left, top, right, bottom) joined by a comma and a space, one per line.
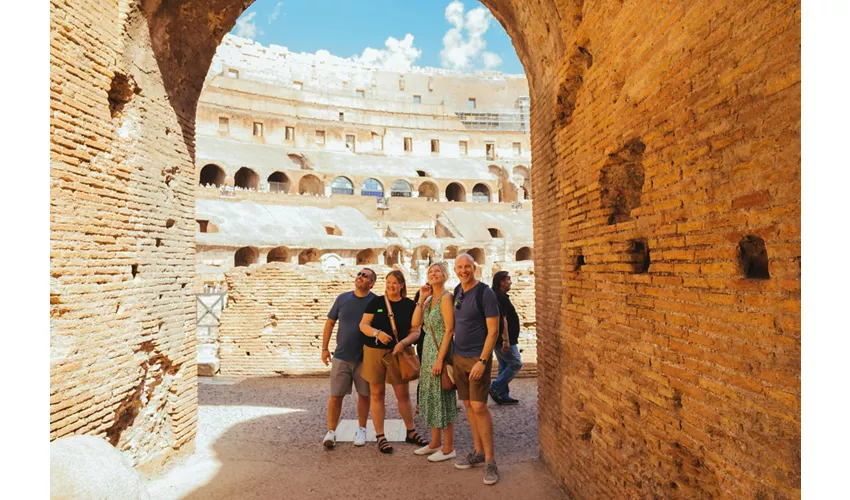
361, 346, 405, 386
453, 354, 493, 403
330, 357, 370, 397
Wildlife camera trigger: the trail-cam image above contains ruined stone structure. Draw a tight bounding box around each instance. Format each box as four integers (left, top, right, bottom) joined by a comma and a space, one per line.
50, 0, 800, 497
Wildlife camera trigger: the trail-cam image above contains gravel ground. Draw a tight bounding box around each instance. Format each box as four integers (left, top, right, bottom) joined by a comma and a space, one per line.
147, 376, 568, 499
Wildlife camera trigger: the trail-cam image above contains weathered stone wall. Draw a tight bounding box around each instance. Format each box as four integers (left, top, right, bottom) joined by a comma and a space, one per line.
218, 263, 537, 378
51, 0, 800, 495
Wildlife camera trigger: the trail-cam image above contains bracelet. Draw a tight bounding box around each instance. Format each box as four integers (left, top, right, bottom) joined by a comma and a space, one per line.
374, 330, 382, 338
322, 348, 329, 352
416, 302, 425, 307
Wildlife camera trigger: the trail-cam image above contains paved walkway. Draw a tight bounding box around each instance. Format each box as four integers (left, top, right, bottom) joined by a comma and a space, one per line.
147, 377, 568, 499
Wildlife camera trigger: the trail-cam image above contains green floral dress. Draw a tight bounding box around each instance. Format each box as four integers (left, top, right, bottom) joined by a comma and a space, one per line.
419, 291, 457, 429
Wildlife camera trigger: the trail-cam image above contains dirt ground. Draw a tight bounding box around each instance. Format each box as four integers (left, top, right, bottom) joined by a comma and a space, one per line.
146, 376, 568, 499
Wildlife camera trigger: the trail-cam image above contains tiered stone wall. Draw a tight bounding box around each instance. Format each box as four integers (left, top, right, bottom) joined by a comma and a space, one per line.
218, 263, 537, 377
51, 0, 800, 495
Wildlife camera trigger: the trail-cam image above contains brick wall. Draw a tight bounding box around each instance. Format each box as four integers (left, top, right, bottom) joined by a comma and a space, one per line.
52, 0, 799, 494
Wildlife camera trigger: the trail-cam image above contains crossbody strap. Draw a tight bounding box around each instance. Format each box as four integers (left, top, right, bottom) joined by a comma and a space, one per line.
384, 295, 399, 342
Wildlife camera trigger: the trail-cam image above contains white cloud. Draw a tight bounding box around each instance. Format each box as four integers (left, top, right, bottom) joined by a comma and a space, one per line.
352, 34, 422, 72
234, 12, 262, 39
440, 0, 502, 71
268, 2, 283, 24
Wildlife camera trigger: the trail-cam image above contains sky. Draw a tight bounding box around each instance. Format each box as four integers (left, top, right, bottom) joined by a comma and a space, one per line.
228, 0, 524, 74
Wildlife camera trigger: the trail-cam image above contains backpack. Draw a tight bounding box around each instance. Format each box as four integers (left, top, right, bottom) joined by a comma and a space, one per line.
453, 282, 496, 321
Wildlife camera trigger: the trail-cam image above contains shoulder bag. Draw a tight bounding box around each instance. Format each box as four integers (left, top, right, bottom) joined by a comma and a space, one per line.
382, 296, 420, 382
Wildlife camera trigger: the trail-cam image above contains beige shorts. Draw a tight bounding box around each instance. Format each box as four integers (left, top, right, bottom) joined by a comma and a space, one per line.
330, 357, 370, 397
361, 346, 406, 386
453, 354, 493, 403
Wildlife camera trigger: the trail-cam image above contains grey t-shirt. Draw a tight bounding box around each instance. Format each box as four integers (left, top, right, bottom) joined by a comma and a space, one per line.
453, 282, 500, 357
328, 290, 376, 363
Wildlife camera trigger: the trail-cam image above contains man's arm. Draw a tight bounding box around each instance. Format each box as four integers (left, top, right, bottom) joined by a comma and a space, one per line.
321, 318, 336, 366
469, 315, 500, 380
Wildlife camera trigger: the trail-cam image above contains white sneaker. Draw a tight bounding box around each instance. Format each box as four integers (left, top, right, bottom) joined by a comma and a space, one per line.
322, 430, 336, 449
428, 449, 457, 462
354, 427, 367, 447
414, 444, 441, 456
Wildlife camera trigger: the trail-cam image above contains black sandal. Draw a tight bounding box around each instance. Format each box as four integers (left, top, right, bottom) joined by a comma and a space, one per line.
376, 433, 394, 454
405, 429, 429, 447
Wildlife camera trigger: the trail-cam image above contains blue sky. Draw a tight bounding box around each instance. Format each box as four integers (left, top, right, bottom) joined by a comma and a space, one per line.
229, 0, 524, 74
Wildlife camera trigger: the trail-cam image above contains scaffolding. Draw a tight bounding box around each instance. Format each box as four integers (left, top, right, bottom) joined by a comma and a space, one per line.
456, 96, 530, 132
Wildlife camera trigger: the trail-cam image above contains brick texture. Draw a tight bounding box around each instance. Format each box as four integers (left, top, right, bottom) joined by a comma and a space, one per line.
51, 0, 800, 495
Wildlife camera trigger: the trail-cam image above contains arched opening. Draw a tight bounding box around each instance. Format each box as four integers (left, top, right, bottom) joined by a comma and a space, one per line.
234, 246, 258, 267
514, 166, 531, 200
360, 178, 384, 197
418, 181, 438, 201
416, 170, 429, 177
472, 183, 491, 203
446, 182, 466, 202
390, 179, 412, 197
488, 165, 502, 179
465, 247, 485, 265
516, 246, 534, 261
267, 246, 290, 263
331, 176, 354, 195
412, 246, 435, 265
288, 154, 306, 169
234, 167, 259, 190
298, 174, 324, 195
298, 248, 319, 265
383, 246, 404, 268
267, 171, 291, 193
356, 249, 377, 265
488, 227, 504, 238
199, 164, 226, 187
444, 245, 459, 259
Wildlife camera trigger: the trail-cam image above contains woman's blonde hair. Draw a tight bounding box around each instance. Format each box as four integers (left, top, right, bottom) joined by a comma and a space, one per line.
427, 261, 450, 284
386, 270, 407, 298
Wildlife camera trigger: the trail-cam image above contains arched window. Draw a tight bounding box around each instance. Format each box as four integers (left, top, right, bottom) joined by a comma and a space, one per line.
412, 246, 435, 265
465, 248, 485, 265
234, 167, 259, 190
446, 182, 466, 202
234, 246, 258, 267
298, 248, 320, 265
516, 247, 534, 261
472, 183, 491, 203
199, 164, 225, 187
356, 249, 377, 265
267, 246, 290, 263
299, 174, 324, 195
384, 246, 404, 267
444, 246, 459, 259
268, 172, 291, 193
361, 178, 384, 197
390, 180, 412, 197
418, 181, 438, 200
514, 166, 531, 199
331, 176, 354, 195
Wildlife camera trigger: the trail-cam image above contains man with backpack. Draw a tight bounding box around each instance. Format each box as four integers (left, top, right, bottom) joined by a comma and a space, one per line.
450, 254, 502, 485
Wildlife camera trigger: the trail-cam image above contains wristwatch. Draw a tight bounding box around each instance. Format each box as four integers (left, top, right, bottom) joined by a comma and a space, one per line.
478, 357, 487, 364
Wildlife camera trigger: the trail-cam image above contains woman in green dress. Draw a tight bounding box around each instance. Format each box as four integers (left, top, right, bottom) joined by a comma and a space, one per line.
410, 261, 458, 462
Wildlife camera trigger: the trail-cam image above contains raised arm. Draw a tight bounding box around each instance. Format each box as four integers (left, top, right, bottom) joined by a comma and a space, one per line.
360, 312, 391, 346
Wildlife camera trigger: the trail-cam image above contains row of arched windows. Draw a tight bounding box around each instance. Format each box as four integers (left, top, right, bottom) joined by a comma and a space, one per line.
233, 245, 534, 267
199, 164, 494, 201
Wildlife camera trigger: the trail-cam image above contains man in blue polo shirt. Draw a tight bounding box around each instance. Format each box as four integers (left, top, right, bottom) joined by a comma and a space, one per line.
450, 254, 502, 485
321, 268, 376, 449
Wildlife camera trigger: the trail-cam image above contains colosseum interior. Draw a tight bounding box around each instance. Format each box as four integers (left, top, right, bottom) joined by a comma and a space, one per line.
50, 0, 801, 498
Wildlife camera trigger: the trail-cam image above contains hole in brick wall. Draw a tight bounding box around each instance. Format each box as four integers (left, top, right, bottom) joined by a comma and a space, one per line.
670, 482, 679, 490
131, 264, 138, 278
575, 251, 585, 271
246, 351, 251, 356
601, 139, 646, 224
673, 390, 683, 409
628, 239, 650, 273
580, 421, 595, 440
577, 46, 594, 68
738, 235, 770, 279
165, 219, 175, 229
108, 71, 141, 118
156, 238, 163, 247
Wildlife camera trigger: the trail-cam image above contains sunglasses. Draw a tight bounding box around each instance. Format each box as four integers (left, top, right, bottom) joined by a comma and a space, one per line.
454, 289, 464, 309
356, 272, 373, 279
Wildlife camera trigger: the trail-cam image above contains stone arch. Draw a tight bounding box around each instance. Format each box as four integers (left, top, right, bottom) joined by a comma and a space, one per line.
418, 181, 439, 200
234, 167, 258, 190
488, 164, 503, 179
267, 171, 290, 193
390, 179, 412, 197
513, 165, 531, 200
267, 246, 290, 263
465, 247, 485, 265
199, 164, 225, 187
356, 249, 377, 265
412, 246, 435, 264
444, 245, 459, 259
298, 248, 320, 265
360, 178, 384, 197
299, 174, 323, 195
446, 182, 466, 202
234, 246, 258, 267
516, 246, 534, 261
331, 176, 354, 195
472, 183, 491, 203
383, 246, 405, 268
288, 153, 307, 169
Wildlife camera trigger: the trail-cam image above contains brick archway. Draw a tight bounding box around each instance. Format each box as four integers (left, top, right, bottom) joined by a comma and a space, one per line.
51, 1, 800, 497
